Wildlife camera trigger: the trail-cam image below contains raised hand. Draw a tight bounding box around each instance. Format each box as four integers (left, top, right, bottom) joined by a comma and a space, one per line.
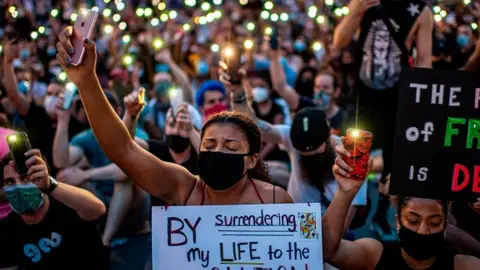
25, 149, 50, 192
350, 0, 381, 17
56, 26, 97, 86
55, 92, 71, 122
3, 40, 16, 64
333, 138, 373, 194
156, 49, 173, 64
175, 103, 193, 137
123, 88, 146, 118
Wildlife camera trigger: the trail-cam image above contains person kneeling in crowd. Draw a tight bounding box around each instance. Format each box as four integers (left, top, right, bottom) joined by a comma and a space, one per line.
0, 148, 107, 269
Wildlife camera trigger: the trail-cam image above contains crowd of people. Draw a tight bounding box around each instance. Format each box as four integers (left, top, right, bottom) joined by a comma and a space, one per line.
0, 0, 480, 269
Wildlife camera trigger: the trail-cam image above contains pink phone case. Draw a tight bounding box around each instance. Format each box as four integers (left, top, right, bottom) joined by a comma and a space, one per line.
71, 9, 98, 66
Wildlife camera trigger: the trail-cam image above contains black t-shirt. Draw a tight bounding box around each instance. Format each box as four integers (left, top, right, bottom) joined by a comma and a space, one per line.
452, 201, 480, 241
0, 197, 108, 270
22, 102, 89, 174
450, 46, 475, 70
147, 140, 198, 206
375, 242, 455, 270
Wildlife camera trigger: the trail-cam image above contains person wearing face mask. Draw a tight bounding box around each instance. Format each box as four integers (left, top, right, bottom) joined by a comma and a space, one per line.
195, 80, 229, 120
55, 30, 294, 206
2, 41, 88, 176
294, 67, 318, 99
323, 147, 480, 269
0, 148, 108, 269
0, 128, 15, 220
451, 24, 477, 69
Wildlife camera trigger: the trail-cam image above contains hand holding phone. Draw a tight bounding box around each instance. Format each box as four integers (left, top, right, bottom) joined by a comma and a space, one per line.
269, 26, 279, 50
63, 82, 78, 110
222, 44, 243, 85
344, 129, 373, 181
6, 132, 32, 176
71, 9, 98, 66
169, 87, 183, 116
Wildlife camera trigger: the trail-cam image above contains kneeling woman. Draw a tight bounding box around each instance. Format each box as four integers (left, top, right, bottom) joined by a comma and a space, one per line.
55, 29, 292, 205
323, 144, 480, 270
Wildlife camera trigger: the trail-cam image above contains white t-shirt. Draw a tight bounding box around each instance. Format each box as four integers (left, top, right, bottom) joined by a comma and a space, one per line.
276, 125, 368, 210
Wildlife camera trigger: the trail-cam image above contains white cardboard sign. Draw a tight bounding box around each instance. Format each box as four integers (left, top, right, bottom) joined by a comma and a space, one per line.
152, 203, 323, 270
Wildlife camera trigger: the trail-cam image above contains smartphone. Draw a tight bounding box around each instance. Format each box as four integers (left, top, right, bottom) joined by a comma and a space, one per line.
169, 87, 183, 115
344, 129, 374, 181
270, 26, 279, 50
223, 44, 242, 84
6, 132, 32, 176
71, 9, 98, 66
63, 82, 78, 110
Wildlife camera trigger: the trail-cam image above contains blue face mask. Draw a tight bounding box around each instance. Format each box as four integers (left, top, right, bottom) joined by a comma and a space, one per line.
196, 60, 209, 76
314, 91, 331, 111
3, 183, 45, 215
139, 69, 144, 78
129, 46, 139, 55
20, 49, 30, 60
294, 41, 307, 52
47, 46, 57, 57
155, 81, 172, 95
156, 63, 170, 73
17, 81, 30, 94
457, 34, 469, 48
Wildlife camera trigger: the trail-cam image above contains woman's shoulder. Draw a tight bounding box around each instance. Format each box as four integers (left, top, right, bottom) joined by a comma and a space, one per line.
454, 254, 480, 270
252, 179, 293, 204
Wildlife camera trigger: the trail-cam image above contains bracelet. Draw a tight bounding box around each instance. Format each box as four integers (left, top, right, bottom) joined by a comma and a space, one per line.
233, 92, 247, 104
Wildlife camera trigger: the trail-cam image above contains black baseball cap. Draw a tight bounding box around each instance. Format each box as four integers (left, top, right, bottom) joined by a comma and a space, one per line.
290, 107, 330, 152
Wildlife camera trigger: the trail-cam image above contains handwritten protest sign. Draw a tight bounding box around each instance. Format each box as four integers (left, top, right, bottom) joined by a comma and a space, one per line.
391, 68, 480, 200
152, 203, 323, 270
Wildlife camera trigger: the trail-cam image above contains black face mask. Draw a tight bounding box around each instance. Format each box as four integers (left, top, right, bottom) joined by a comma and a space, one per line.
398, 226, 446, 261
166, 135, 190, 153
198, 151, 249, 190
299, 146, 335, 190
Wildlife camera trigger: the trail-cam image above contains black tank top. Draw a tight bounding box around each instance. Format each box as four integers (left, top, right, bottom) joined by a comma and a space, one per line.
375, 242, 456, 270
355, 0, 426, 92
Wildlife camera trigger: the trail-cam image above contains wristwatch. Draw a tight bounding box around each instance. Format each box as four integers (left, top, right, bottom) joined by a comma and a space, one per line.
43, 177, 58, 195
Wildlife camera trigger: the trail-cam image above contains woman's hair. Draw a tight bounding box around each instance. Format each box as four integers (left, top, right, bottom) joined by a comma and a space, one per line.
201, 111, 271, 183
397, 196, 450, 220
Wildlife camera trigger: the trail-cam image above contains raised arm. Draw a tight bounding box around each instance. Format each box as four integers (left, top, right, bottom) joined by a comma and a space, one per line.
269, 50, 300, 110
322, 144, 382, 270
2, 41, 29, 116
415, 7, 433, 68
56, 28, 197, 205
157, 50, 194, 104
333, 0, 379, 51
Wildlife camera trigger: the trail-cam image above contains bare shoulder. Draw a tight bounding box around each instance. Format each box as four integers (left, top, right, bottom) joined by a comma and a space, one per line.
252, 179, 293, 204
454, 254, 480, 270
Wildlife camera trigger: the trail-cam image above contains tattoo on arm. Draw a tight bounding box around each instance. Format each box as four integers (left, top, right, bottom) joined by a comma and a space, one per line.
257, 119, 273, 133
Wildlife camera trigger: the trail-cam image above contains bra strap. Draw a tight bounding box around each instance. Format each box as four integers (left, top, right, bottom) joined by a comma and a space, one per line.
250, 179, 265, 204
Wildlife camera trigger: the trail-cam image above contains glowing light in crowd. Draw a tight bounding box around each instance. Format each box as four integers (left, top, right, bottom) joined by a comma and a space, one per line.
158, 2, 166, 10
201, 2, 211, 11
58, 72, 67, 82
8, 6, 15, 13
92, 6, 99, 12
206, 13, 215, 22
0, 46, 3, 54
117, 3, 125, 11
213, 0, 222, 5
223, 47, 234, 58
104, 25, 114, 35
308, 6, 317, 18
239, 0, 248, 5
169, 10, 178, 19
50, 9, 59, 18
271, 13, 279, 22
280, 13, 288, 22
103, 8, 112, 17
152, 0, 160, 5
122, 35, 131, 44
264, 1, 274, 10
334, 8, 343, 17
104, 0, 111, 3
244, 39, 254, 50
316, 15, 325, 24
183, 23, 191, 31
325, 0, 334, 6
185, 0, 196, 7
123, 55, 133, 66
265, 26, 273, 35
211, 44, 220, 52
247, 22, 255, 31
261, 11, 270, 19
160, 13, 169, 22
472, 22, 478, 30
433, 6, 441, 13
312, 41, 323, 51
38, 26, 46, 34
136, 8, 144, 17
153, 38, 164, 50
151, 18, 160, 26
30, 31, 38, 40
434, 14, 442, 22
199, 16, 207, 25
70, 13, 78, 21
342, 7, 349, 15
144, 8, 153, 17
213, 10, 222, 19
119, 22, 127, 30
351, 129, 360, 138
66, 82, 75, 92
113, 14, 121, 22
440, 10, 447, 17
10, 10, 18, 18
464, 0, 471, 5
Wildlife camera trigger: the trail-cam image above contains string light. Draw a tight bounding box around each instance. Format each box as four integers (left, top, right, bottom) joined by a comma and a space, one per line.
433, 6, 441, 14
239, 0, 248, 5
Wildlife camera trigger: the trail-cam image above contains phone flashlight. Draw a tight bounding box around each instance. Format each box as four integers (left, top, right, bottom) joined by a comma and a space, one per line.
113, 14, 121, 22
169, 10, 178, 19
158, 2, 166, 10
144, 7, 153, 17
103, 8, 112, 17
271, 13, 279, 22
38, 26, 46, 34
182, 24, 191, 32
160, 13, 169, 22
50, 9, 59, 18
151, 18, 160, 26
246, 22, 255, 31
261, 11, 270, 19
7, 134, 16, 143
317, 15, 326, 24
312, 41, 323, 51
201, 2, 211, 11
472, 22, 478, 30
103, 25, 114, 35
211, 44, 219, 52
0, 45, 3, 54
244, 39, 254, 50
58, 72, 67, 82
264, 1, 274, 10
264, 27, 273, 36
136, 8, 144, 17
30, 31, 38, 40
119, 22, 127, 30
70, 13, 78, 21
123, 55, 134, 66
334, 8, 343, 17
153, 38, 164, 50
223, 46, 234, 58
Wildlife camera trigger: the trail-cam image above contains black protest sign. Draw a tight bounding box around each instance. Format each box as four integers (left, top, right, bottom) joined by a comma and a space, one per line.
391, 68, 480, 200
